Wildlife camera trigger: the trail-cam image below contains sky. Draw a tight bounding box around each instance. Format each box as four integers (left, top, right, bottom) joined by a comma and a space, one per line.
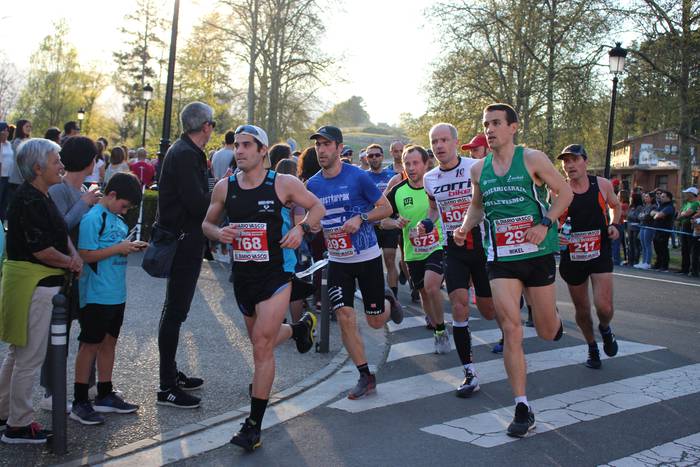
0, 0, 439, 126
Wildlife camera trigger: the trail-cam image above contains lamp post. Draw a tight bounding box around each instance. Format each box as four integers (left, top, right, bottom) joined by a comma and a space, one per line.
77, 108, 85, 131
158, 0, 180, 174
142, 83, 153, 147
604, 42, 627, 179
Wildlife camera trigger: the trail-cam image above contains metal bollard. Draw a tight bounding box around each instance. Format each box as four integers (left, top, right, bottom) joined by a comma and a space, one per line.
50, 293, 68, 455
317, 265, 330, 353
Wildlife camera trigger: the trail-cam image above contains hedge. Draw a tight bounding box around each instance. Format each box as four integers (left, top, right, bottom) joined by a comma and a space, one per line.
123, 189, 159, 242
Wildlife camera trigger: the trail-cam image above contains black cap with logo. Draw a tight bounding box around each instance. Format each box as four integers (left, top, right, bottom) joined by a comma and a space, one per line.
557, 144, 587, 160
310, 125, 343, 144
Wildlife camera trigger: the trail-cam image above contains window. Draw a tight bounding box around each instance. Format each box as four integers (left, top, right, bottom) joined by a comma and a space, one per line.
665, 132, 677, 140
664, 145, 671, 154
655, 175, 668, 190
671, 145, 678, 154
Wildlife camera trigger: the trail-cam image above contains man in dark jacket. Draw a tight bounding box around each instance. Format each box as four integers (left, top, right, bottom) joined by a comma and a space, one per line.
156, 102, 214, 408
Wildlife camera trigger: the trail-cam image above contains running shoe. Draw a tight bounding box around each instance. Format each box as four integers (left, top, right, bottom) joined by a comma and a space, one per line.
506, 402, 535, 438
94, 393, 139, 414
1, 422, 52, 444
599, 325, 619, 357
384, 287, 404, 324
69, 401, 105, 425
425, 315, 435, 330
39, 395, 72, 413
585, 344, 602, 369
347, 373, 376, 400
492, 339, 504, 354
411, 288, 421, 303
434, 330, 451, 354
456, 367, 480, 398
177, 371, 204, 391
295, 311, 317, 354
0, 418, 6, 431
157, 387, 201, 409
230, 418, 261, 452
88, 385, 123, 399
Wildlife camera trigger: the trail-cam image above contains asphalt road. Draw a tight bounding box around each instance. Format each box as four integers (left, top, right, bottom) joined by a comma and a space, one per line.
171, 265, 700, 467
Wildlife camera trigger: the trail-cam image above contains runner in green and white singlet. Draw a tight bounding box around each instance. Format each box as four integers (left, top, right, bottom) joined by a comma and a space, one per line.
455, 103, 573, 439
384, 145, 450, 355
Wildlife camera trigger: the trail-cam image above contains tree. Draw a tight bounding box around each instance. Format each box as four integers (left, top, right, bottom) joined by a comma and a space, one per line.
315, 96, 372, 128
0, 53, 20, 120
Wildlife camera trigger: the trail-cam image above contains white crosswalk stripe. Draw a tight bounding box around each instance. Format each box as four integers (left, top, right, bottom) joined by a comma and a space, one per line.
421, 364, 700, 448
387, 327, 539, 362
600, 432, 700, 466
329, 340, 663, 413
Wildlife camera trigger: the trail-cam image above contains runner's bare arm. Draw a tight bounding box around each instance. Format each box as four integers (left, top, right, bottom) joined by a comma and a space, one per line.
454, 161, 484, 246
278, 174, 326, 249
202, 178, 238, 243
597, 176, 621, 240
523, 150, 573, 244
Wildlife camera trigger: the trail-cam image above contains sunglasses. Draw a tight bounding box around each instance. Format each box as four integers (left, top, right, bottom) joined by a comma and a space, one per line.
235, 124, 258, 135
366, 153, 383, 159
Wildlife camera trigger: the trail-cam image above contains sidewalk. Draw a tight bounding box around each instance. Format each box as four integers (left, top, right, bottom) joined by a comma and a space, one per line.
0, 253, 346, 466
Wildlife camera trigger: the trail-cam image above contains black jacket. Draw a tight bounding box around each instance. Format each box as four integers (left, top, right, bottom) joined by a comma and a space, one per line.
157, 134, 210, 234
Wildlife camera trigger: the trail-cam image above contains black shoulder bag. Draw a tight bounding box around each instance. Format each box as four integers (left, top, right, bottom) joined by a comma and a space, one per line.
141, 222, 184, 278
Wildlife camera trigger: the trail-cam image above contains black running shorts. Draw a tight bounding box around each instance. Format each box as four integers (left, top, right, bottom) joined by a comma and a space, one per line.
375, 226, 400, 249
444, 246, 492, 297
407, 250, 444, 290
558, 253, 613, 286
328, 255, 385, 315
487, 253, 556, 287
233, 271, 292, 317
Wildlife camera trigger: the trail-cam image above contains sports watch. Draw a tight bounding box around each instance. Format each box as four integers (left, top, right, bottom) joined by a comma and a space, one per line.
360, 212, 369, 222
539, 216, 553, 229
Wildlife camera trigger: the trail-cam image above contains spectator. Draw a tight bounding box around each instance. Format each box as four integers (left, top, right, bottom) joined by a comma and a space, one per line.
651, 190, 675, 271
84, 140, 106, 188
340, 146, 353, 165
130, 147, 155, 187
635, 191, 656, 269
0, 122, 13, 221
104, 147, 131, 185
297, 146, 321, 182
7, 119, 33, 208
61, 121, 80, 145
155, 101, 214, 408
44, 128, 61, 145
127, 149, 137, 164
269, 143, 292, 169
211, 130, 235, 180
626, 192, 644, 267
613, 190, 630, 265
0, 138, 82, 444
678, 187, 700, 276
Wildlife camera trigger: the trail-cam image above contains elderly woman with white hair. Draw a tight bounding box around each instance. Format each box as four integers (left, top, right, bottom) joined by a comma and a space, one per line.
0, 138, 83, 444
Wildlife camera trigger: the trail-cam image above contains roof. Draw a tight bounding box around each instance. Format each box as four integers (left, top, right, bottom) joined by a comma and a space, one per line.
613, 128, 700, 149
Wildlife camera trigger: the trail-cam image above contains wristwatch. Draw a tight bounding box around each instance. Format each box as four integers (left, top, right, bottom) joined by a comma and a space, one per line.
300, 222, 311, 234
539, 216, 553, 229
360, 212, 369, 222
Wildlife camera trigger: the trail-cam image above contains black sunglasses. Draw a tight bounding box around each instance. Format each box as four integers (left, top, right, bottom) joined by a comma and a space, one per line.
235, 124, 258, 135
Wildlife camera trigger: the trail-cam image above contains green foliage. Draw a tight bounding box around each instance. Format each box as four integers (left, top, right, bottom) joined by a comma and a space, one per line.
315, 96, 372, 128
123, 189, 158, 241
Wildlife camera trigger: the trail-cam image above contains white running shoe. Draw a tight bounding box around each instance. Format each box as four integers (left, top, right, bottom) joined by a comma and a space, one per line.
39, 395, 72, 414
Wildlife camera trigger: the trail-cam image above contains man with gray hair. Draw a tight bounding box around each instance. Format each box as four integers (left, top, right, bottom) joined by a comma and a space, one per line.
155, 102, 215, 409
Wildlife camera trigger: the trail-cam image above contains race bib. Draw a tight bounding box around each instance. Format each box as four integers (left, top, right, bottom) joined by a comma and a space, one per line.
568, 229, 601, 261
408, 227, 440, 254
494, 215, 538, 257
438, 197, 470, 233
230, 223, 269, 262
324, 226, 354, 258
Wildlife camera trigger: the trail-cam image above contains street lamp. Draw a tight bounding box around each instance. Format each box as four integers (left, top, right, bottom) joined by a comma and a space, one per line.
77, 108, 85, 131
159, 0, 181, 174
604, 42, 628, 179
142, 83, 154, 147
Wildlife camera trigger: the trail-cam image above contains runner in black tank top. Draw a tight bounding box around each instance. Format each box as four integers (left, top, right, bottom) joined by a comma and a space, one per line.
558, 144, 621, 371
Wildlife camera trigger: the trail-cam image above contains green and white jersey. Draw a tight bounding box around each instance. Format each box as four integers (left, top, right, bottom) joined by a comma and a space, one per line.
387, 179, 443, 262
479, 146, 558, 262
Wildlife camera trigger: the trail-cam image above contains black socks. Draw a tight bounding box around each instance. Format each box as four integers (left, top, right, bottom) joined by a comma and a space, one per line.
453, 325, 472, 365
250, 397, 269, 427
97, 381, 113, 399
357, 363, 371, 377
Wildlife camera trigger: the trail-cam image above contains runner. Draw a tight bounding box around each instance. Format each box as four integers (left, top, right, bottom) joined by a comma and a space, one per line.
365, 144, 401, 298
384, 145, 450, 354
202, 124, 325, 452
421, 123, 496, 398
389, 140, 405, 173
306, 125, 403, 400
557, 144, 620, 369
455, 103, 573, 437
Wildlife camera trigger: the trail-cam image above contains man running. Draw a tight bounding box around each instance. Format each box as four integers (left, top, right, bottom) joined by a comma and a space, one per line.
421, 123, 496, 398
307, 126, 403, 400
202, 124, 325, 452
557, 144, 620, 369
365, 143, 401, 298
385, 145, 450, 354
389, 140, 405, 173
455, 103, 572, 438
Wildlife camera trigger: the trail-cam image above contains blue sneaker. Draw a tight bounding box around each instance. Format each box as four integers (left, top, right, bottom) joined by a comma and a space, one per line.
492, 340, 504, 354
94, 393, 139, 414
70, 401, 105, 425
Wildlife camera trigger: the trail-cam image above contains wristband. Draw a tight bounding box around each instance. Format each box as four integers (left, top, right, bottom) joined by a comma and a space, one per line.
420, 218, 434, 233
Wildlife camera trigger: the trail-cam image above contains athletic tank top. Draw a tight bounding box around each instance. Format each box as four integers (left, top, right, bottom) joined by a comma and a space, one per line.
387, 179, 443, 262
561, 175, 610, 262
224, 170, 296, 275
480, 146, 558, 262
423, 157, 483, 252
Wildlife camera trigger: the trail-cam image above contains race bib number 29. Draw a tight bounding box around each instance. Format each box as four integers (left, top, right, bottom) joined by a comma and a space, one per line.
494, 215, 538, 257
230, 222, 269, 262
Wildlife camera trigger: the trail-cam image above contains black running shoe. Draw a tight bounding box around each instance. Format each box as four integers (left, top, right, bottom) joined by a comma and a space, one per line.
554, 319, 564, 341
230, 418, 261, 452
411, 288, 421, 303
384, 287, 404, 324
585, 345, 602, 369
0, 418, 6, 431
599, 325, 619, 357
157, 387, 201, 408
347, 373, 376, 400
177, 371, 204, 391
1, 422, 52, 444
295, 311, 317, 354
507, 402, 535, 438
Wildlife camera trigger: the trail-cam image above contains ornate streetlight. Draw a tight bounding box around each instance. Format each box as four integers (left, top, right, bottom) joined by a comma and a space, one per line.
604, 42, 628, 179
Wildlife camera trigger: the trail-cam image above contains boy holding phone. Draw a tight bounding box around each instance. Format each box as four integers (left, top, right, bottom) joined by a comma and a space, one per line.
70, 173, 146, 425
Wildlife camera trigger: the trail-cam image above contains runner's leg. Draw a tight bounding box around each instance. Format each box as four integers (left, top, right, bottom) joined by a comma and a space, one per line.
491, 278, 526, 397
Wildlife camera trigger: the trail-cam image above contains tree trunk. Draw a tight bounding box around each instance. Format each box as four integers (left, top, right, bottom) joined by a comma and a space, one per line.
247, 0, 259, 124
